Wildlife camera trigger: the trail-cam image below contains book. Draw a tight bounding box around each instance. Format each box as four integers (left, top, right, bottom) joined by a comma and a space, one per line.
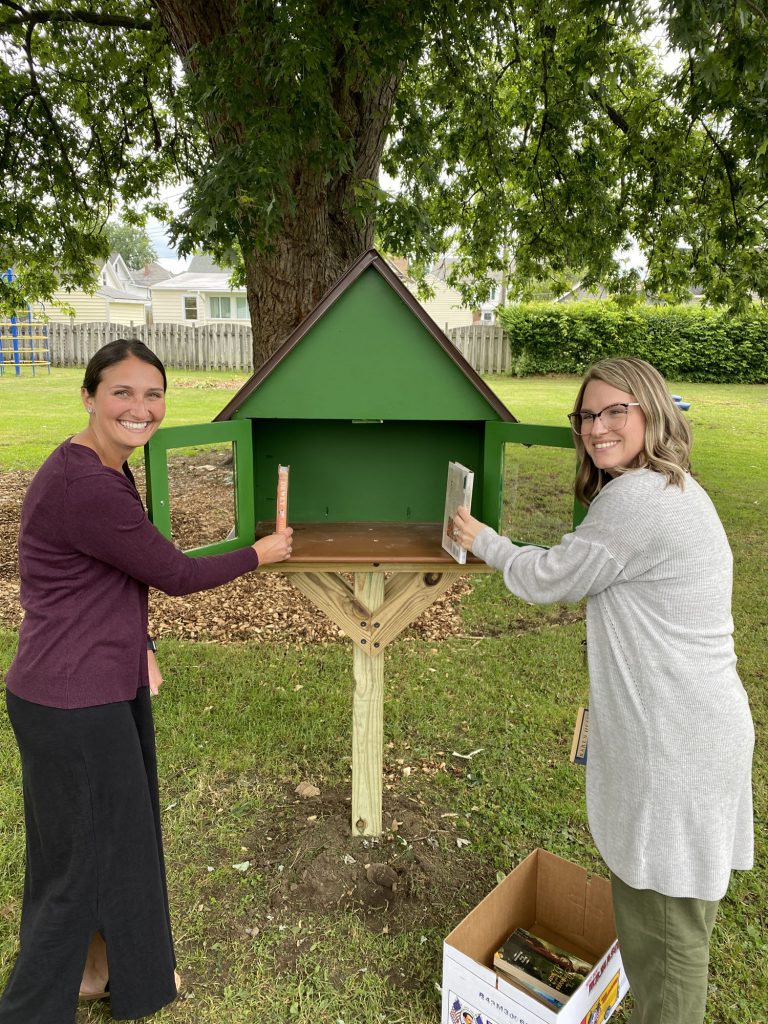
442, 461, 474, 564
493, 927, 593, 1007
569, 706, 589, 765
276, 464, 290, 532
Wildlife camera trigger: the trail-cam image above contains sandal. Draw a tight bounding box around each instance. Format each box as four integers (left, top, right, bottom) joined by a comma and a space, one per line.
79, 971, 180, 1002
79, 980, 109, 1001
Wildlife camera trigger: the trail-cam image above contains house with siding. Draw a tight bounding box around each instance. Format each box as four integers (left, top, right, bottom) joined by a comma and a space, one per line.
402, 275, 475, 331
149, 254, 249, 325
149, 253, 478, 330
424, 255, 505, 325
38, 254, 150, 325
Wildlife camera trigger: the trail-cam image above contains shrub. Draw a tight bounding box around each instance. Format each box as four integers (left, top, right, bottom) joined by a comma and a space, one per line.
497, 302, 768, 383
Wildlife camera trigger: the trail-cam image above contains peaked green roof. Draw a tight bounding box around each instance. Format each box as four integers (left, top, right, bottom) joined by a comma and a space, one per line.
216, 250, 515, 423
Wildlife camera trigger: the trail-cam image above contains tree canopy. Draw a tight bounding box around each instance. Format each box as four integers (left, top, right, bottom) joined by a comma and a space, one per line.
104, 221, 157, 269
1, 1, 766, 357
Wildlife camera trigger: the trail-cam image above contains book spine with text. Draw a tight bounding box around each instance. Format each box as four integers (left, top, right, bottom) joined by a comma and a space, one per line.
276, 465, 290, 532
569, 706, 589, 765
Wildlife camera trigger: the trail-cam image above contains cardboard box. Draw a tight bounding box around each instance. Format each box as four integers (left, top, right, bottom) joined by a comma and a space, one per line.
442, 849, 628, 1024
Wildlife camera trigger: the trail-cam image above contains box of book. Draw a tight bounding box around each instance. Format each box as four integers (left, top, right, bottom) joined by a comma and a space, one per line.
441, 848, 628, 1024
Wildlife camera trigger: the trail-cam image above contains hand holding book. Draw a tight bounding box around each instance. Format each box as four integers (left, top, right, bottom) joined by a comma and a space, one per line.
442, 463, 475, 564
453, 504, 487, 554
253, 527, 293, 565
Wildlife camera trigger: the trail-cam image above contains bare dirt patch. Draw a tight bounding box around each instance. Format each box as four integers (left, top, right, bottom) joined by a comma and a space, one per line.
227, 780, 494, 977
254, 785, 464, 921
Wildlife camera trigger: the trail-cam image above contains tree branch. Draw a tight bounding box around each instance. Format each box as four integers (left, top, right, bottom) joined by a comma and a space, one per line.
742, 0, 766, 23
22, 17, 87, 199
0, 7, 153, 34
589, 88, 631, 134
700, 118, 740, 231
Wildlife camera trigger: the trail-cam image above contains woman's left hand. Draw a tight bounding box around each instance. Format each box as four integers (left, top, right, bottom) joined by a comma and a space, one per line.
148, 649, 163, 696
453, 505, 488, 552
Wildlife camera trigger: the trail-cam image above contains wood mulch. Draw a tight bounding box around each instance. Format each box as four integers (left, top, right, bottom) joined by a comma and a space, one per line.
0, 452, 470, 646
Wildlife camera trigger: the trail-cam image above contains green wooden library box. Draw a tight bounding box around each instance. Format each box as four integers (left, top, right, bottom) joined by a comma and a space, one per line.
145, 251, 581, 560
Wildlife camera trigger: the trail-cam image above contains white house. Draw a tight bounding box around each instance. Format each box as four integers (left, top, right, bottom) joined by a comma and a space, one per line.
425, 255, 505, 325
401, 274, 475, 331
40, 253, 150, 325
150, 254, 249, 325
149, 253, 484, 330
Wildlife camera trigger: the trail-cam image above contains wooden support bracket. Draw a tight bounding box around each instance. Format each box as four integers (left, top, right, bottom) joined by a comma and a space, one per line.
372, 571, 456, 652
289, 570, 457, 657
289, 572, 371, 648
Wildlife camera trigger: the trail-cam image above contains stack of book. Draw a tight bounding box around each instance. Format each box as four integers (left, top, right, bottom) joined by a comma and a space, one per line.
493, 926, 593, 1010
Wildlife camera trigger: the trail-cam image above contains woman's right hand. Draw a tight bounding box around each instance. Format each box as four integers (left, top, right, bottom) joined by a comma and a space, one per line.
253, 527, 294, 565
453, 506, 487, 552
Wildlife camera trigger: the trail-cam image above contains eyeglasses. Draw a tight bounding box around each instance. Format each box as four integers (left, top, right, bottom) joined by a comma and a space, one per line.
567, 403, 642, 435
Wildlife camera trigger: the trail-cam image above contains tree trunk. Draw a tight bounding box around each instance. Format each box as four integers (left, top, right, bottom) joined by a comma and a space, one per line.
242, 67, 398, 365
151, 0, 402, 368
242, 215, 372, 368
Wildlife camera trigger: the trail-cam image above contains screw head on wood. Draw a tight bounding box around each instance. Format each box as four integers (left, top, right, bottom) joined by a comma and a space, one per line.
355, 818, 367, 832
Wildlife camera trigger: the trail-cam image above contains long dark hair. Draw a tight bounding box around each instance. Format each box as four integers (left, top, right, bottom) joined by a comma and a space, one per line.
82, 339, 167, 395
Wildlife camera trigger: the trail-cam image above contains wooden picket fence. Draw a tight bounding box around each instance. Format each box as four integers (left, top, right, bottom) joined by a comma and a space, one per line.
47, 322, 255, 371
447, 324, 512, 374
47, 320, 512, 375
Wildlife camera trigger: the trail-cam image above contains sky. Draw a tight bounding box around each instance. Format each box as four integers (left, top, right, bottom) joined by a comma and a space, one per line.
144, 184, 190, 272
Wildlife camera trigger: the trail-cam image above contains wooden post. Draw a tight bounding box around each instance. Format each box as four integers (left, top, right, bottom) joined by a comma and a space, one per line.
351, 572, 385, 836
285, 565, 472, 836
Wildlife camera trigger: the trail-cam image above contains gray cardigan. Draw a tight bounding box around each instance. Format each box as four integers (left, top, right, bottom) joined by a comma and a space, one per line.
473, 468, 754, 901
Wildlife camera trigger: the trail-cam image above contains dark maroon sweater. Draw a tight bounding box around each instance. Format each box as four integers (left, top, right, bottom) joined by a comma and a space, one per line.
5, 441, 259, 708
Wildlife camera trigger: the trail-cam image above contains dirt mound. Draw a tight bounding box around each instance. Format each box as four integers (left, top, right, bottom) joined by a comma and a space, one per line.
230, 780, 492, 971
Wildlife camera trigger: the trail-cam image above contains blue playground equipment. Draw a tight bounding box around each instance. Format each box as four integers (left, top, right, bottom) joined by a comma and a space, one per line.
0, 268, 51, 376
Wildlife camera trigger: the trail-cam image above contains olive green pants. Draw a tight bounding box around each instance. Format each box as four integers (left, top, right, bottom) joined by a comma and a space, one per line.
611, 873, 719, 1024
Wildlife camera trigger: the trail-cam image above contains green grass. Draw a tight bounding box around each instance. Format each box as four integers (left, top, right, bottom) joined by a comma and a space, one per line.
0, 367, 249, 470
0, 371, 765, 1023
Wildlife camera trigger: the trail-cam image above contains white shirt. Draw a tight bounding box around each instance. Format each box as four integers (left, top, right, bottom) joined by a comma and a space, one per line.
473, 468, 754, 900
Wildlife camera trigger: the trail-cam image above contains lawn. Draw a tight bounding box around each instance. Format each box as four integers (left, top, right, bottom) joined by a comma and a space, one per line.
0, 368, 765, 1023
0, 367, 245, 471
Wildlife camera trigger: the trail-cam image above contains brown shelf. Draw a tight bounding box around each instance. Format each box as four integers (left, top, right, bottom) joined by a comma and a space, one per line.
255, 521, 491, 572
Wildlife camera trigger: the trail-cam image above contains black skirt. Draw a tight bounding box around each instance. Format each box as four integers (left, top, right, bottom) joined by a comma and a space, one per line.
0, 687, 177, 1023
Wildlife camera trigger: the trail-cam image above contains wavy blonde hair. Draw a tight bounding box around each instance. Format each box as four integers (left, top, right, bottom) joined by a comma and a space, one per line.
572, 357, 692, 506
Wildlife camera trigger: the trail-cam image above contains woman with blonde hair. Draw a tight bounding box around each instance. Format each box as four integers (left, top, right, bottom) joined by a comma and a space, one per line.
455, 357, 754, 1024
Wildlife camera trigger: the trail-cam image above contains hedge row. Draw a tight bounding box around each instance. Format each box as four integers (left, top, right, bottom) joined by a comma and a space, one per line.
496, 302, 768, 383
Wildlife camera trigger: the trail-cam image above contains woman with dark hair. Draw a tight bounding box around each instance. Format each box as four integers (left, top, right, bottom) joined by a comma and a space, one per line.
1, 340, 292, 1023
454, 358, 754, 1024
